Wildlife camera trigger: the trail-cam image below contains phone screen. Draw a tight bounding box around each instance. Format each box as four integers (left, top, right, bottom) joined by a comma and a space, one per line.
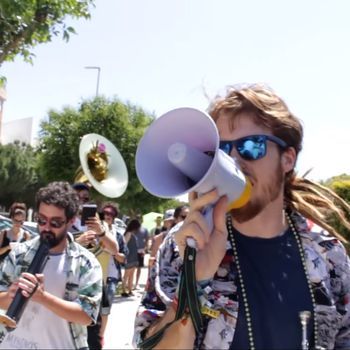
81, 204, 97, 226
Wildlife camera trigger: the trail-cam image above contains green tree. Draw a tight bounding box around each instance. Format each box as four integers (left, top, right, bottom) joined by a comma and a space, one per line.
322, 173, 350, 242
0, 0, 94, 76
38, 97, 183, 215
0, 141, 43, 209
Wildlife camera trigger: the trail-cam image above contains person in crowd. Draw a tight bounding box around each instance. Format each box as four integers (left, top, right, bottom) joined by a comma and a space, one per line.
134, 215, 150, 290
133, 84, 350, 350
172, 205, 189, 227
149, 209, 175, 264
71, 183, 119, 350
0, 181, 102, 349
150, 216, 163, 238
99, 203, 128, 346
148, 206, 188, 268
121, 219, 141, 297
71, 182, 118, 258
0, 202, 31, 263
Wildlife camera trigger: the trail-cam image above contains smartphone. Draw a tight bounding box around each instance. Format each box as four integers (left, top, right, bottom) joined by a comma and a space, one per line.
81, 204, 97, 226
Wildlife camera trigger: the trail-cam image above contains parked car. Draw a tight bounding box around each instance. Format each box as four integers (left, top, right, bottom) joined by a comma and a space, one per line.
0, 215, 12, 231
0, 215, 38, 237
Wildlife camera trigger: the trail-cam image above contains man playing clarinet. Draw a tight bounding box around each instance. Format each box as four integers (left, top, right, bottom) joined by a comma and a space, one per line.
0, 181, 102, 349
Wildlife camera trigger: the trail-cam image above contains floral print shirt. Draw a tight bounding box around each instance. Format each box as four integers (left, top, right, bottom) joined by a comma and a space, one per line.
133, 212, 350, 349
0, 234, 102, 350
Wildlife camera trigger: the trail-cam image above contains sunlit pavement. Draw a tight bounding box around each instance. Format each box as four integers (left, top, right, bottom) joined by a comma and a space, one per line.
104, 260, 149, 349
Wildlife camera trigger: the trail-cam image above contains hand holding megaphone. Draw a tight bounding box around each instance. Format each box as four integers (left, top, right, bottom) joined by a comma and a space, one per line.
135, 107, 251, 248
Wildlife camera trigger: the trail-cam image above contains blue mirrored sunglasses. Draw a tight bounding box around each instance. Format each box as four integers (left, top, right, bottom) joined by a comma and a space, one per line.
219, 134, 288, 161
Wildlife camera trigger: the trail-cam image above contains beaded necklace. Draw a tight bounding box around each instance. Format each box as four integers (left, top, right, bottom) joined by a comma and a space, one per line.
227, 212, 318, 350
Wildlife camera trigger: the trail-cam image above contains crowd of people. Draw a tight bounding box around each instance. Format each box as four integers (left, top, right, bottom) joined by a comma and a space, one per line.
0, 83, 349, 349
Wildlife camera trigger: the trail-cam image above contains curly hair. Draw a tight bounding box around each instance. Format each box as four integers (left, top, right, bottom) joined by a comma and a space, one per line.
102, 202, 119, 218
35, 181, 79, 220
208, 83, 350, 243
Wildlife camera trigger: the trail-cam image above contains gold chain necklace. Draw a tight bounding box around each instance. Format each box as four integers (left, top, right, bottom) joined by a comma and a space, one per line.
227, 213, 318, 350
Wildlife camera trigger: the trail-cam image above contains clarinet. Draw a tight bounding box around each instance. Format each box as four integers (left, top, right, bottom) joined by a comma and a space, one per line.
0, 238, 51, 330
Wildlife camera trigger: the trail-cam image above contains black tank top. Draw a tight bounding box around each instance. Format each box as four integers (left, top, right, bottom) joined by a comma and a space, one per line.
0, 230, 28, 261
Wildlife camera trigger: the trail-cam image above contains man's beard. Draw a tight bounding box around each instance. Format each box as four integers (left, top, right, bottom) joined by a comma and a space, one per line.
230, 162, 284, 223
40, 230, 66, 248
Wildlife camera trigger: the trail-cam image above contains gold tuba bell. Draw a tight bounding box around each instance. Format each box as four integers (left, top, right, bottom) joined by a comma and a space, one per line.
74, 133, 128, 198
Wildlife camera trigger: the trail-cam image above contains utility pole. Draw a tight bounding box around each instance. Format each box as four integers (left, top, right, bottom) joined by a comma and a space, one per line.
84, 66, 101, 97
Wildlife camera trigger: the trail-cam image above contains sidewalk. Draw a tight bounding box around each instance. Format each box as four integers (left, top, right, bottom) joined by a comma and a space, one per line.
104, 261, 149, 349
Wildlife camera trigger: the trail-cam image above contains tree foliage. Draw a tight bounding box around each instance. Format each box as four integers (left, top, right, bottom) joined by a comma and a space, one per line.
38, 97, 183, 216
0, 0, 94, 73
322, 173, 350, 242
0, 141, 43, 209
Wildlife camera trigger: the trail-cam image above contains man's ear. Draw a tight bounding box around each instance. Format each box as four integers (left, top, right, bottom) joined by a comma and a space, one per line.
282, 147, 296, 173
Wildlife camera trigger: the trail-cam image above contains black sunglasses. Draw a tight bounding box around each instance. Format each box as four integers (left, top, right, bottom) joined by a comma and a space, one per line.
37, 215, 67, 229
219, 134, 288, 161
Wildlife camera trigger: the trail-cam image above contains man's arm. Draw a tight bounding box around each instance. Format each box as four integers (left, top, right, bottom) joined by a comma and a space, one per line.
37, 290, 92, 325
15, 272, 95, 325
133, 229, 195, 348
85, 217, 119, 255
333, 242, 350, 349
141, 306, 196, 349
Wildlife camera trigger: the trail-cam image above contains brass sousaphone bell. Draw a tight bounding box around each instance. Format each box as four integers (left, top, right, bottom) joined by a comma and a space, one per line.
74, 133, 128, 256
74, 133, 128, 198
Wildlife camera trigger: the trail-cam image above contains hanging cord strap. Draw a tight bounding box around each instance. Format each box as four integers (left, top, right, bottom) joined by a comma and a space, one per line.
139, 245, 203, 349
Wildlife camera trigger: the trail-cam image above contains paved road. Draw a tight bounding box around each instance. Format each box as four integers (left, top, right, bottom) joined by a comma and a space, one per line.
104, 264, 149, 349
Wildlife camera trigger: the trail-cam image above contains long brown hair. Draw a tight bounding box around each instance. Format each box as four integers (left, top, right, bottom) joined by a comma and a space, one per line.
208, 83, 350, 243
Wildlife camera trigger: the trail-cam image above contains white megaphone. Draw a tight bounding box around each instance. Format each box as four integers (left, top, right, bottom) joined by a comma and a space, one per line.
135, 107, 251, 247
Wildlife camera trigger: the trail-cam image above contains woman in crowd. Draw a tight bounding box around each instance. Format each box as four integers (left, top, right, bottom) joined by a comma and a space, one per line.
0, 202, 31, 262
121, 219, 141, 297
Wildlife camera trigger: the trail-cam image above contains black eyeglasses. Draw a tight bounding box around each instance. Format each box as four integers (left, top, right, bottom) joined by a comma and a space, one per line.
13, 219, 24, 225
37, 215, 67, 229
219, 134, 288, 161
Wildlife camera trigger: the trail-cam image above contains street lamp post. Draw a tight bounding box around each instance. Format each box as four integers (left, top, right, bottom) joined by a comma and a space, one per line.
84, 66, 101, 97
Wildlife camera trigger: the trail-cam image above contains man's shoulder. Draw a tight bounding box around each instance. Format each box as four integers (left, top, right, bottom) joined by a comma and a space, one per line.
67, 238, 102, 266
293, 212, 348, 258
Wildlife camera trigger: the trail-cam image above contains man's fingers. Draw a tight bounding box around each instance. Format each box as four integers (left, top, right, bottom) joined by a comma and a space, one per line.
213, 195, 228, 233
175, 222, 208, 251
184, 211, 210, 245
190, 189, 219, 212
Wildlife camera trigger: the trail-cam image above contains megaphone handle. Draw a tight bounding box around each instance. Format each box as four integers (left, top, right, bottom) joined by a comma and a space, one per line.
186, 205, 214, 249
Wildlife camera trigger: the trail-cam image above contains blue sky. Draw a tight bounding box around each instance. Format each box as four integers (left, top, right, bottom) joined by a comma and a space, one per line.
2, 0, 350, 181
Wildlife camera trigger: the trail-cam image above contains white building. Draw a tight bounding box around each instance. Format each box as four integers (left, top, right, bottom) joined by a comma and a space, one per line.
1, 116, 34, 145
0, 86, 35, 145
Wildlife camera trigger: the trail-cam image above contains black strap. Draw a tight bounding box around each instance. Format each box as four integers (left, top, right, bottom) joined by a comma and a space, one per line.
184, 246, 203, 333
139, 246, 203, 349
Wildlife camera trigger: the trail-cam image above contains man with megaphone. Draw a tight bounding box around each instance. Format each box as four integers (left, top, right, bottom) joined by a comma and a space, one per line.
133, 84, 350, 350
